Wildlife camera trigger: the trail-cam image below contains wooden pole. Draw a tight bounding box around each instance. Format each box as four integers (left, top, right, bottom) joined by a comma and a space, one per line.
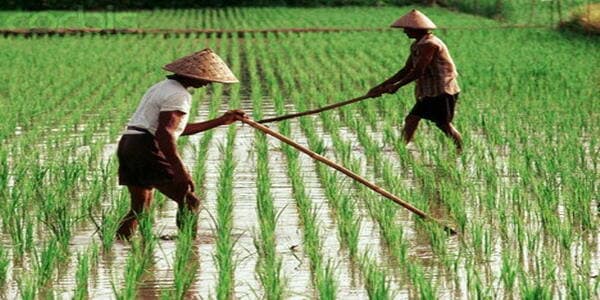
237, 116, 457, 235
258, 95, 371, 124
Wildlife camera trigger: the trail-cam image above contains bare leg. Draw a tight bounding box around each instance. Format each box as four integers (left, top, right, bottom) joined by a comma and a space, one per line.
117, 186, 153, 239
402, 114, 421, 144
436, 122, 463, 153
155, 183, 201, 236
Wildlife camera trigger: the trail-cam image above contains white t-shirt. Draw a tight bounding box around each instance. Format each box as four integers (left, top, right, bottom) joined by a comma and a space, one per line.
124, 79, 192, 139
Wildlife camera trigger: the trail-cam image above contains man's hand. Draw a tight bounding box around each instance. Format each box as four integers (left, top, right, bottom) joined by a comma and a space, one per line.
221, 109, 246, 125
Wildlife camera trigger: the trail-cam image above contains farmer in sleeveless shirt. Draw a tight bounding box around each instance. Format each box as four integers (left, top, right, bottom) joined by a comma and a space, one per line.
367, 9, 463, 152
116, 49, 245, 239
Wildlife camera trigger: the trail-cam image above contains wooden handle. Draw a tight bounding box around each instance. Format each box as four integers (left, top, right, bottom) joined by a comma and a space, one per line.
237, 116, 457, 235
257, 95, 371, 124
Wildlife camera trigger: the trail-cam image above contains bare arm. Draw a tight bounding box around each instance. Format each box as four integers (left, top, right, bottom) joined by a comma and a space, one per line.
181, 109, 246, 136
377, 56, 412, 87
181, 116, 228, 136
386, 43, 436, 93
367, 55, 412, 97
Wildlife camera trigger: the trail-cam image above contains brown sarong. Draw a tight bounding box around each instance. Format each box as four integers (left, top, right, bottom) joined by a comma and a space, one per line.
117, 133, 175, 187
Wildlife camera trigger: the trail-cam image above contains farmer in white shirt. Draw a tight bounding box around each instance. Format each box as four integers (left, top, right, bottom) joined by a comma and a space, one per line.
116, 48, 245, 239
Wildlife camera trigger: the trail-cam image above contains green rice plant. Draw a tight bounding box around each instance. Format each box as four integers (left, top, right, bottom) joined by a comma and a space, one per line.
565, 262, 593, 299
0, 247, 8, 285
500, 251, 517, 291
99, 190, 130, 249
361, 253, 393, 300
17, 275, 36, 300
464, 257, 493, 299
315, 260, 337, 300
215, 38, 242, 300
410, 266, 438, 300
116, 238, 152, 300
116, 210, 158, 300
214, 126, 237, 300
5, 192, 34, 259
247, 44, 286, 299
172, 209, 199, 299
32, 238, 63, 285
73, 251, 90, 300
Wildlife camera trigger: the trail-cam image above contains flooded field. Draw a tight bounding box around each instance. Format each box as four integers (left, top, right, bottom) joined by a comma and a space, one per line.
0, 6, 599, 299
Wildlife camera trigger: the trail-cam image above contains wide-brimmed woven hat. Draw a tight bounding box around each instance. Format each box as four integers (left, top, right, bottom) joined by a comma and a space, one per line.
391, 9, 437, 29
163, 48, 239, 83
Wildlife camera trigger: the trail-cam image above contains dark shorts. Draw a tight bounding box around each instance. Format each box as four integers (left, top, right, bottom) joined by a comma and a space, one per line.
117, 133, 175, 187
409, 93, 459, 125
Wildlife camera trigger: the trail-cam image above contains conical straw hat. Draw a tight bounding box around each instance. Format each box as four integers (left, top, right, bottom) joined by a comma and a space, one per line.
391, 9, 437, 29
163, 48, 239, 84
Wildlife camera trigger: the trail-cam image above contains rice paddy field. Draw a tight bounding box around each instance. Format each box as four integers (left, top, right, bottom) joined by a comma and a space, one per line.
0, 4, 598, 300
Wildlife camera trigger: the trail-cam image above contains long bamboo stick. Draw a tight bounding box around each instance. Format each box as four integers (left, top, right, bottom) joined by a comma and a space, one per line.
237, 116, 457, 235
258, 95, 371, 124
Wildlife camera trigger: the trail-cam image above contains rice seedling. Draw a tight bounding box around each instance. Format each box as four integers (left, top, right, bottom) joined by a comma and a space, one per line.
73, 251, 91, 300
0, 247, 8, 285
99, 191, 131, 249
16, 275, 36, 300
32, 239, 63, 285
361, 253, 393, 300
171, 210, 200, 299
211, 37, 245, 300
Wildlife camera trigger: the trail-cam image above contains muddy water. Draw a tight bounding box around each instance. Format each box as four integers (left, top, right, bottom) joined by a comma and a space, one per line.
191, 100, 230, 298
265, 136, 314, 298
230, 113, 262, 298
322, 122, 406, 294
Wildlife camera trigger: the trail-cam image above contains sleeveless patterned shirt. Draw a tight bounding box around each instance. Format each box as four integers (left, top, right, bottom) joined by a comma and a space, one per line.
410, 33, 460, 100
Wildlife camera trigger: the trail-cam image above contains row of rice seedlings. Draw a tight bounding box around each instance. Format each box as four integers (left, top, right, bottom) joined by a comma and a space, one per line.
252, 33, 337, 299
245, 38, 285, 299
160, 210, 199, 299
0, 247, 8, 285
73, 243, 99, 300
213, 36, 241, 299
115, 208, 159, 299
291, 68, 399, 298
258, 33, 398, 298
213, 107, 237, 299
297, 93, 396, 299
8, 159, 120, 297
